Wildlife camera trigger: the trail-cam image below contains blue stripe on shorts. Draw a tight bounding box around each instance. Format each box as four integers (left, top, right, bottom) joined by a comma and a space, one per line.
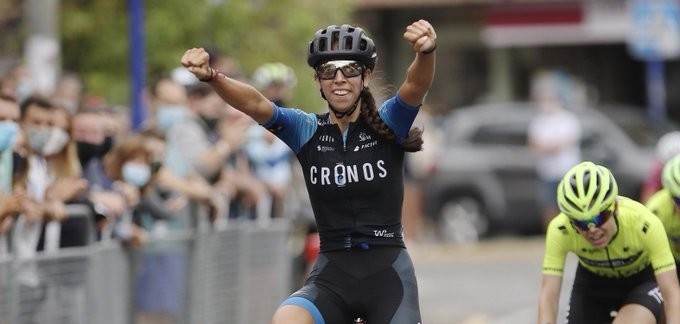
280, 296, 325, 324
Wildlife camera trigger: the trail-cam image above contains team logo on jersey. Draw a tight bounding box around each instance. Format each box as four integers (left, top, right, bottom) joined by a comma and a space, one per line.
335, 163, 347, 187
318, 134, 335, 143
358, 132, 372, 142
317, 145, 335, 152
373, 229, 395, 238
309, 160, 387, 186
580, 251, 642, 268
353, 140, 378, 152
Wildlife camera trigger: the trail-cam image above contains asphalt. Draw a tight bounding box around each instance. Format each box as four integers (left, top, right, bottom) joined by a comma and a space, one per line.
408, 235, 577, 324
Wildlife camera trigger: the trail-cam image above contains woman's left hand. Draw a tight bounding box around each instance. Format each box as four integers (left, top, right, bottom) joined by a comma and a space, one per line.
403, 19, 437, 53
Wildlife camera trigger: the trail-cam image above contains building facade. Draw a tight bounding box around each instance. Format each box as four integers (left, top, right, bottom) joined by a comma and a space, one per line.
353, 0, 680, 124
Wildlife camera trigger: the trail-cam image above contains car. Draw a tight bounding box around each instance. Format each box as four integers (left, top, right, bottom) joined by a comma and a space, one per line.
423, 102, 657, 243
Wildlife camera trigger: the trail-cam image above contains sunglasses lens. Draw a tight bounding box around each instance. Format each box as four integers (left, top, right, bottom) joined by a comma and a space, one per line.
571, 207, 611, 231
316, 61, 363, 80
339, 63, 363, 78
317, 64, 338, 80
674, 196, 680, 205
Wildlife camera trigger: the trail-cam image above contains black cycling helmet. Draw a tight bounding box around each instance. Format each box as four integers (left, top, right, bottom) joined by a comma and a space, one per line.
307, 24, 378, 70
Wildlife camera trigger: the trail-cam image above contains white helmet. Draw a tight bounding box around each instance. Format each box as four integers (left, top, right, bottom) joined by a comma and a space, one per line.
656, 131, 680, 162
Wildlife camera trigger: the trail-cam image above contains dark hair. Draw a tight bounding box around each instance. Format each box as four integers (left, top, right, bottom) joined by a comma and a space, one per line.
307, 24, 378, 70
359, 88, 423, 152
20, 95, 54, 120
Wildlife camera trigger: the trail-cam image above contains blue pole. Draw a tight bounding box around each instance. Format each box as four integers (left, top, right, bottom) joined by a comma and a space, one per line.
645, 60, 666, 125
129, 0, 146, 131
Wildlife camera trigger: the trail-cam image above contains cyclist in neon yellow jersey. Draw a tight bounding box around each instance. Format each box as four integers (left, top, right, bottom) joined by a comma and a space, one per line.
646, 154, 680, 279
538, 161, 680, 324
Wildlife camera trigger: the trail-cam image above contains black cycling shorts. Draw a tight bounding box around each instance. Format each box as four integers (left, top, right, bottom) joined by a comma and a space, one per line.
567, 264, 664, 323
280, 247, 421, 324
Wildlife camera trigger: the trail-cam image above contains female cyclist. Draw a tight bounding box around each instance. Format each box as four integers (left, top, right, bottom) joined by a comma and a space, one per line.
646, 153, 680, 279
537, 161, 680, 324
182, 19, 436, 324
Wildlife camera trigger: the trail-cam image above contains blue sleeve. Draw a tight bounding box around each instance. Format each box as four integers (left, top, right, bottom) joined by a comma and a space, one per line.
261, 103, 317, 154
378, 93, 420, 142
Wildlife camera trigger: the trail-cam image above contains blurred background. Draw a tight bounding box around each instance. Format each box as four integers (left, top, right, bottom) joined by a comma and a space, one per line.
1, 0, 679, 323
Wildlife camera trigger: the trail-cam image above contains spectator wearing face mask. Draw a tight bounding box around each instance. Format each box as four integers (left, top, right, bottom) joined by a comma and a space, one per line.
109, 134, 187, 323
15, 100, 86, 249
100, 135, 149, 249
16, 96, 75, 252
71, 108, 133, 238
14, 96, 77, 323
0, 94, 27, 256
156, 77, 234, 182
150, 77, 229, 224
34, 105, 90, 251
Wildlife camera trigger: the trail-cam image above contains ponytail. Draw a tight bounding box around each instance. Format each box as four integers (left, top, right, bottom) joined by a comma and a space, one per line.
359, 88, 423, 152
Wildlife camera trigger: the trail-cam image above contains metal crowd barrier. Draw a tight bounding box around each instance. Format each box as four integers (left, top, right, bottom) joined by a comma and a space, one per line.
0, 203, 293, 324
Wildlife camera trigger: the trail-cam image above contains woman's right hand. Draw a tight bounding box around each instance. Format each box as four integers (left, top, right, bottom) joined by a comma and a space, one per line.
181, 48, 213, 81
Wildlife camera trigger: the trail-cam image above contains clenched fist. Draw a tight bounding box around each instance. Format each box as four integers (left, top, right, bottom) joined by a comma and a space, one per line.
181, 48, 213, 81
403, 19, 437, 54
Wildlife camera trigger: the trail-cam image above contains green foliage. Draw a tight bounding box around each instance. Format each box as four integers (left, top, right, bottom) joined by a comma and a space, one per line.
60, 0, 354, 112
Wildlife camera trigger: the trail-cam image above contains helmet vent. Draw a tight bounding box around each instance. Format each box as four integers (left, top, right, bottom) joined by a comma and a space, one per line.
359, 39, 368, 51
582, 170, 592, 192
319, 38, 328, 52
332, 31, 340, 50
343, 36, 353, 50
602, 173, 615, 199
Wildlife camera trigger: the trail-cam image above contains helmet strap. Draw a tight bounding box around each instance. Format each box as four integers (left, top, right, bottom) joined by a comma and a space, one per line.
329, 96, 361, 119
322, 83, 364, 119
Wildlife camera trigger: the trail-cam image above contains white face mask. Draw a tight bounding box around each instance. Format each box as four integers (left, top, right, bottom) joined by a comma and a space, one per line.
26, 126, 51, 154
42, 127, 71, 156
122, 162, 151, 187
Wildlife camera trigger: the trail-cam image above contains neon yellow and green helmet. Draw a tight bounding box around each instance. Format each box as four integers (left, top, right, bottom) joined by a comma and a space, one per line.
557, 161, 618, 220
251, 62, 297, 91
662, 154, 680, 197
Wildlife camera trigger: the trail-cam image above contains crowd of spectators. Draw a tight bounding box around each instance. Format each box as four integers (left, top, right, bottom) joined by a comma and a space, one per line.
0, 50, 312, 323
0, 49, 305, 259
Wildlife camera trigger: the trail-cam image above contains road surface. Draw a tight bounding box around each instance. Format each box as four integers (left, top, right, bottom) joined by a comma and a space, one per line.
409, 235, 577, 324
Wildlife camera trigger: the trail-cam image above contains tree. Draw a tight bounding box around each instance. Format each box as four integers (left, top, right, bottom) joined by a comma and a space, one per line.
60, 0, 354, 112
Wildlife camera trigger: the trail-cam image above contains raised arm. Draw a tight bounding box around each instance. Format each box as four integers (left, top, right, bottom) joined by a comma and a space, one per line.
398, 19, 437, 107
180, 48, 274, 124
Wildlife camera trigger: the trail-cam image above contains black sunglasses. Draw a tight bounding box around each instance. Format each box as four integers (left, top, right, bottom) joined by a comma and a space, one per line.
315, 60, 365, 80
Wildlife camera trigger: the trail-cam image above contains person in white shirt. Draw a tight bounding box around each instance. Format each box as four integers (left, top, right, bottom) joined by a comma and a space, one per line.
527, 71, 582, 229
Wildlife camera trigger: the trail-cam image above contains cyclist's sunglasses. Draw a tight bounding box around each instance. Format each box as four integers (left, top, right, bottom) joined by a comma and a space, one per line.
569, 205, 614, 231
673, 196, 680, 205
315, 60, 365, 80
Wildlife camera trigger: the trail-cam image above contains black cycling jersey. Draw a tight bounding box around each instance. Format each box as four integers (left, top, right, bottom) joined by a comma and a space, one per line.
266, 95, 421, 323
296, 113, 405, 252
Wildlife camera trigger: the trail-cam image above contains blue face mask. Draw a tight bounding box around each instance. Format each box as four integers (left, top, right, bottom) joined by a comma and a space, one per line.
155, 105, 186, 132
122, 162, 151, 187
0, 121, 18, 151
